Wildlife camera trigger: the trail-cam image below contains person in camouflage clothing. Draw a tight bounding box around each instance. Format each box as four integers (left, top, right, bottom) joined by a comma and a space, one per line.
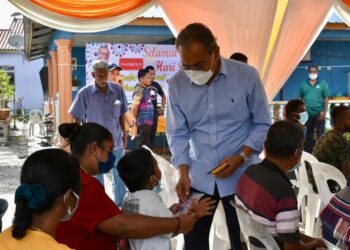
313, 105, 350, 177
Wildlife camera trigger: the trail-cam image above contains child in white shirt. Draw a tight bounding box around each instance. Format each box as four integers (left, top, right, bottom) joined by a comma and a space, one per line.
117, 148, 214, 250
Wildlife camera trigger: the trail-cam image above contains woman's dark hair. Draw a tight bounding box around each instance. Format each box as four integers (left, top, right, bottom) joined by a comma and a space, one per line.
117, 148, 155, 192
265, 121, 304, 158
285, 99, 304, 118
176, 23, 217, 53
59, 122, 113, 156
12, 149, 80, 239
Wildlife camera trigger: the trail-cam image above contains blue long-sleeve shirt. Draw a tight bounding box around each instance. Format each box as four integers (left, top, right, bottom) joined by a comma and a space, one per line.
166, 57, 271, 197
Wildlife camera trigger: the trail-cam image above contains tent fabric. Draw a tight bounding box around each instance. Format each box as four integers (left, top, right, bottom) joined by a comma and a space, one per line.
9, 0, 345, 101
9, 0, 152, 33
153, 0, 334, 102
30, 0, 151, 19
334, 0, 350, 27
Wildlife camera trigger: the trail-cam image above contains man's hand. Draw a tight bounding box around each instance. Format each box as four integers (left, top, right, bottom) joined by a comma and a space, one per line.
169, 203, 182, 214
176, 165, 191, 202
214, 155, 245, 179
317, 111, 326, 121
128, 126, 137, 140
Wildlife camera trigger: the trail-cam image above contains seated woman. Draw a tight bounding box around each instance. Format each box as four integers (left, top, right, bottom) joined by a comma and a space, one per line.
56, 122, 213, 250
0, 149, 81, 250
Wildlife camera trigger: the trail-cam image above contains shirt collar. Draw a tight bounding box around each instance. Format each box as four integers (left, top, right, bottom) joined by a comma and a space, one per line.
218, 56, 227, 76
91, 82, 115, 94
261, 159, 292, 185
307, 78, 320, 86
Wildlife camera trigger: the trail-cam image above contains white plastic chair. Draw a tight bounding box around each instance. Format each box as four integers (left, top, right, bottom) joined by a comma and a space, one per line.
303, 161, 346, 238
28, 109, 44, 137
297, 152, 319, 231
309, 161, 346, 205
325, 240, 341, 250
233, 203, 280, 250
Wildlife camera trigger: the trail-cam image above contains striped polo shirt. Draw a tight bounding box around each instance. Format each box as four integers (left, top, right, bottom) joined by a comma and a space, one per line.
320, 177, 350, 250
235, 159, 299, 249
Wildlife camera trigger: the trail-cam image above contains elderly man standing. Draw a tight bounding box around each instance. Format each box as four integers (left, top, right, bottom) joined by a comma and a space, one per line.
69, 60, 135, 207
166, 23, 271, 250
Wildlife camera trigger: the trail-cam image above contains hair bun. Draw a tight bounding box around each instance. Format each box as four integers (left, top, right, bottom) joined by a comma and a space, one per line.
58, 123, 81, 142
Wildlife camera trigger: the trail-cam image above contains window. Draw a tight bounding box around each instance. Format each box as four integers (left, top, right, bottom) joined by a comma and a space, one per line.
0, 65, 15, 85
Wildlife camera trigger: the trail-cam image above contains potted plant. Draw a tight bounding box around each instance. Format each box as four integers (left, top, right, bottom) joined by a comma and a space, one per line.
0, 70, 14, 120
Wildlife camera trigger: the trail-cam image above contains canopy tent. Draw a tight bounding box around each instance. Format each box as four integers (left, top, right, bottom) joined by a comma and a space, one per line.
9, 0, 350, 101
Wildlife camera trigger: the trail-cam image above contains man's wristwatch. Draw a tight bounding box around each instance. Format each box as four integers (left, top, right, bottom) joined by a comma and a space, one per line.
239, 151, 249, 164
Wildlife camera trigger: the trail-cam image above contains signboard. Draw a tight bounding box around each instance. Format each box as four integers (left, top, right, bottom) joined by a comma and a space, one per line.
86, 43, 181, 102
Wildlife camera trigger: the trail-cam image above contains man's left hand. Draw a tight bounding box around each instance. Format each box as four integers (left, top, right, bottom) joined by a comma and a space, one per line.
317, 111, 326, 121
214, 155, 245, 179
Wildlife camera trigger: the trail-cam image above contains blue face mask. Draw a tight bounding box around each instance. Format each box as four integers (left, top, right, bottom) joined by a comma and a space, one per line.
152, 175, 163, 193
298, 111, 308, 125
98, 151, 116, 174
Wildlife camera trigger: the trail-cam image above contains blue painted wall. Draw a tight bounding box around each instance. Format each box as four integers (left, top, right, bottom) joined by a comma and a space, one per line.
275, 39, 350, 101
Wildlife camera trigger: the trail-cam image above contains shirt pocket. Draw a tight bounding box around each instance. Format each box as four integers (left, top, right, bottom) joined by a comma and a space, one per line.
218, 90, 249, 123
110, 101, 122, 119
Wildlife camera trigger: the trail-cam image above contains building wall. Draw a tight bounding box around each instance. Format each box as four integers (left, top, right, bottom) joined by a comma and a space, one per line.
275, 40, 350, 101
0, 53, 44, 109
72, 47, 86, 100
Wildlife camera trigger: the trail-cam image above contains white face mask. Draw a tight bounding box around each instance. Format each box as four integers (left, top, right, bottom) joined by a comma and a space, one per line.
298, 111, 308, 125
309, 73, 318, 80
288, 148, 302, 173
184, 53, 215, 85
61, 191, 79, 222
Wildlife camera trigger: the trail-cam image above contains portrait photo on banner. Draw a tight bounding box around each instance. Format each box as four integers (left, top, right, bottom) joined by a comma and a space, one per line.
85, 43, 181, 102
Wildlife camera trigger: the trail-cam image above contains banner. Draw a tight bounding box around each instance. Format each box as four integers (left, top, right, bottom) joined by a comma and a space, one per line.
86, 43, 181, 102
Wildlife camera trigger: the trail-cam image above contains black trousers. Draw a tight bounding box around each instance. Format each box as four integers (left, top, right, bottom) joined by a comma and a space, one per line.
184, 186, 242, 250
137, 125, 152, 148
304, 114, 325, 153
150, 112, 158, 149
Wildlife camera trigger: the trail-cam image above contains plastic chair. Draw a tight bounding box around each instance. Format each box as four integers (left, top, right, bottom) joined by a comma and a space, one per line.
297, 153, 319, 231
233, 203, 280, 250
309, 161, 347, 205
325, 240, 341, 250
28, 109, 44, 137
303, 161, 346, 238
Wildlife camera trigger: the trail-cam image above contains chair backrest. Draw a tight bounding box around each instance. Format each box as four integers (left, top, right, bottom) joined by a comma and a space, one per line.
308, 161, 347, 205
325, 240, 341, 250
233, 203, 280, 250
29, 109, 43, 124
297, 152, 319, 192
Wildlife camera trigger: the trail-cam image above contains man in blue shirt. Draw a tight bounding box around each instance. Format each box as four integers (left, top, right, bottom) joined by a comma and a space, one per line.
69, 60, 135, 206
166, 23, 271, 250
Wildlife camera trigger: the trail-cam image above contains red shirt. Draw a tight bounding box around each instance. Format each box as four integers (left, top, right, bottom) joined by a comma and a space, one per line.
56, 170, 122, 250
